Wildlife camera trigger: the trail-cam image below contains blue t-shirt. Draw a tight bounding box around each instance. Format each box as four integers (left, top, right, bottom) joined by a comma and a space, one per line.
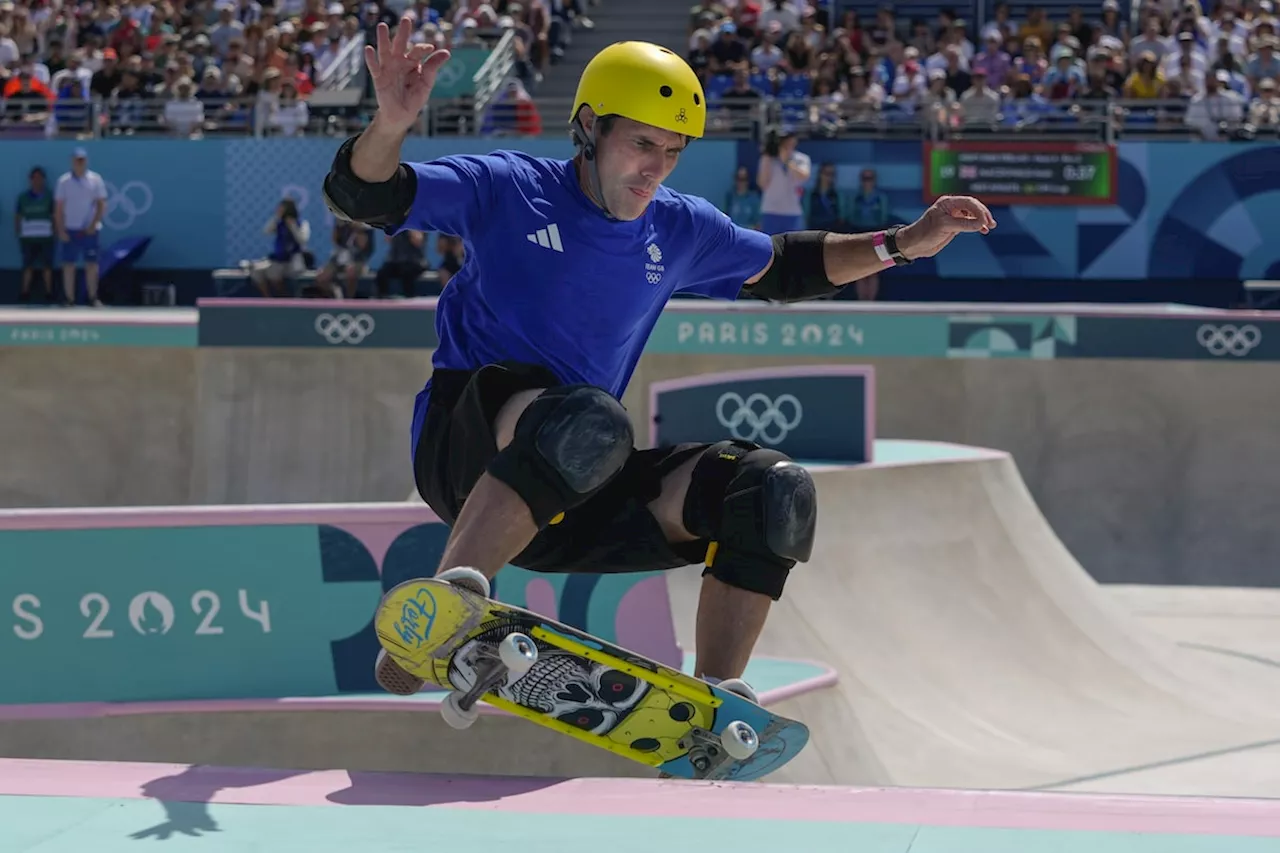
398, 150, 775, 453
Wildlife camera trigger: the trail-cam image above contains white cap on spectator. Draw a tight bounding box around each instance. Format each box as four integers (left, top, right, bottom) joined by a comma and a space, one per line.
278, 20, 296, 33
462, 16, 476, 27
328, 2, 343, 14
1102, 0, 1118, 8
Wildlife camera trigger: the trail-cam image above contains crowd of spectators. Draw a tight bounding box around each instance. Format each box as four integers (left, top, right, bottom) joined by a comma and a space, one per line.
686, 0, 1280, 139
0, 0, 591, 138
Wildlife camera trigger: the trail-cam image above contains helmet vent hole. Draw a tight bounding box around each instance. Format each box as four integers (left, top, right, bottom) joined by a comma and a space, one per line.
659, 85, 673, 97
693, 93, 701, 105
660, 48, 674, 55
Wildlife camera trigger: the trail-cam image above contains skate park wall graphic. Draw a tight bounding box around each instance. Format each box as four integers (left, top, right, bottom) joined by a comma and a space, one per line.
1, 137, 1278, 283
5, 298, 1280, 594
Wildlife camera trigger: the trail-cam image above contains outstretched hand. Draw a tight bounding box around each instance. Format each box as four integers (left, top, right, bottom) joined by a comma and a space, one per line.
899, 195, 997, 260
365, 17, 452, 133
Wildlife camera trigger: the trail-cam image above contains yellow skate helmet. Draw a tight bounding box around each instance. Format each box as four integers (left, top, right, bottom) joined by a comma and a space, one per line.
570, 41, 707, 139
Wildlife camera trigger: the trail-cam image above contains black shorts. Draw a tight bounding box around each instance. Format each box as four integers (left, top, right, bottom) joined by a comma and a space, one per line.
413, 361, 713, 575
21, 240, 55, 270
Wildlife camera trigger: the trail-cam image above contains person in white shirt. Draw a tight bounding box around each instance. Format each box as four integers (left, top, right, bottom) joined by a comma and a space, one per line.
1185, 68, 1245, 138
756, 126, 812, 233
53, 148, 109, 307
163, 77, 206, 136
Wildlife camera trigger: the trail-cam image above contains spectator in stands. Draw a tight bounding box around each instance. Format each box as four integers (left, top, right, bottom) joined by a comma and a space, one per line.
249, 197, 310, 298
959, 67, 1001, 124
711, 21, 748, 72
724, 164, 762, 230
163, 76, 205, 136
376, 230, 427, 298
1014, 36, 1048, 86
973, 30, 1013, 88
1017, 6, 1054, 51
3, 69, 52, 129
756, 126, 810, 234
941, 46, 972, 95
15, 166, 54, 304
266, 78, 310, 134
1164, 30, 1207, 80
53, 149, 107, 308
891, 46, 928, 106
1247, 35, 1280, 89
1044, 47, 1086, 99
1249, 76, 1280, 127
313, 220, 373, 297
1130, 16, 1173, 65
919, 67, 959, 130
1098, 0, 1129, 43
1186, 67, 1246, 137
751, 20, 785, 72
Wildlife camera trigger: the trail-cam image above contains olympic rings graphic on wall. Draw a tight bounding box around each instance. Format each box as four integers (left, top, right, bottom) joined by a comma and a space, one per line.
715, 392, 803, 445
315, 313, 376, 345
1196, 324, 1261, 357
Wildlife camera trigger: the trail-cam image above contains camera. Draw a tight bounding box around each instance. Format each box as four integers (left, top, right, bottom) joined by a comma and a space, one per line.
763, 126, 780, 157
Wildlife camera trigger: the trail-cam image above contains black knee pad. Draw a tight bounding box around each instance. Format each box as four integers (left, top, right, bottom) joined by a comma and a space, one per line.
486, 385, 634, 528
682, 440, 817, 600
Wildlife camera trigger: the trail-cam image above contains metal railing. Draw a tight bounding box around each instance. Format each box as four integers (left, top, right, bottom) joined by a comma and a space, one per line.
13, 93, 1274, 142
471, 28, 519, 118
314, 31, 367, 91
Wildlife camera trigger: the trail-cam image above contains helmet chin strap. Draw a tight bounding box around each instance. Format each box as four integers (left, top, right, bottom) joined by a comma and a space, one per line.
572, 116, 618, 221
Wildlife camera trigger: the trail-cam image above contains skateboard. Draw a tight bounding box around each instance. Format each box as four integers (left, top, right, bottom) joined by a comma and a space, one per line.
373, 569, 810, 782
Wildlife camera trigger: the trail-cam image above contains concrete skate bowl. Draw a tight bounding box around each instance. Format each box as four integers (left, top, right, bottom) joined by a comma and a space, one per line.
664, 440, 1280, 797
0, 662, 835, 781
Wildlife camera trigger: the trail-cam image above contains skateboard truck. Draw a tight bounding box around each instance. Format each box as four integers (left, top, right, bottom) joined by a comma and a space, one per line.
441, 631, 538, 730
678, 720, 760, 777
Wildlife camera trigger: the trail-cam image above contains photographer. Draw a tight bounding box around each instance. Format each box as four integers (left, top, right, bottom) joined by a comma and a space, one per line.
756, 126, 811, 234
249, 197, 311, 298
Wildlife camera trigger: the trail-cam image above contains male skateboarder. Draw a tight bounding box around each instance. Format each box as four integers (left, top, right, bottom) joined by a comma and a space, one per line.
323, 22, 997, 701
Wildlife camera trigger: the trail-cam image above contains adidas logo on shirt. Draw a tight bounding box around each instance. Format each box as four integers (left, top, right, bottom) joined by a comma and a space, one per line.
527, 223, 564, 253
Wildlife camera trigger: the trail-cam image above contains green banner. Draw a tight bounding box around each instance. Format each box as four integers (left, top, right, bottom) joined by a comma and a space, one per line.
429, 45, 490, 99
650, 310, 949, 356
2, 318, 196, 348
925, 141, 1116, 206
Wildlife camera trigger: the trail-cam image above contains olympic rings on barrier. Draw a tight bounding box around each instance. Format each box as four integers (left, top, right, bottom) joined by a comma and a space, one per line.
314, 312, 376, 345
715, 392, 803, 445
1196, 324, 1262, 357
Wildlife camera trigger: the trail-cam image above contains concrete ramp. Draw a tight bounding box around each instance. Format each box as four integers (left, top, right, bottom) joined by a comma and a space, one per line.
667, 442, 1280, 797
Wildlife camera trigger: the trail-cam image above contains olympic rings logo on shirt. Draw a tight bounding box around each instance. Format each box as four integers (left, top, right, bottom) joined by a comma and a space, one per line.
314, 312, 376, 345
1196, 323, 1262, 357
715, 392, 803, 445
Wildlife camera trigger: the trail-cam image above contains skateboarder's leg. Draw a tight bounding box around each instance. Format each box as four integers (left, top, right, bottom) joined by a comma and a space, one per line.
414, 363, 636, 580
646, 441, 818, 682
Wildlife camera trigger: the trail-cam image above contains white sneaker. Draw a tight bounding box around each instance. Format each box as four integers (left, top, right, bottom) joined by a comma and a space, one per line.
374, 648, 426, 695
707, 676, 759, 705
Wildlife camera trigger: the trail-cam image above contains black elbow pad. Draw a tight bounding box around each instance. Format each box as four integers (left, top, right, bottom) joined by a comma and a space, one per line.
749, 230, 835, 302
322, 135, 417, 231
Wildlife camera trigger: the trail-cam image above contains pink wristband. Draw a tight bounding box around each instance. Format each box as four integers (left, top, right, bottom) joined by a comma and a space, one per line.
872, 231, 896, 268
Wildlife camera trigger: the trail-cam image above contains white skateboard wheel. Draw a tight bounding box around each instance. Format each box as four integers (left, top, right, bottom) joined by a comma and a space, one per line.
720, 721, 759, 760
499, 632, 538, 677
441, 690, 480, 730
436, 566, 491, 598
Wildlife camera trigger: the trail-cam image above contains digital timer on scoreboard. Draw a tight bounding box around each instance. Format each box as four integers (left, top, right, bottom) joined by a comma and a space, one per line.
924, 141, 1118, 206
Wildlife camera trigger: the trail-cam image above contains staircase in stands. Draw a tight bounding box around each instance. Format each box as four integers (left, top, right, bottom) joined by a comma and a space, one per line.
535, 0, 695, 108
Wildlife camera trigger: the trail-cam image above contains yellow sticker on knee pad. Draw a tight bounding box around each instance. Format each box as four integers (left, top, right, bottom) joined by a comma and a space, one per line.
549, 512, 565, 525
704, 541, 719, 566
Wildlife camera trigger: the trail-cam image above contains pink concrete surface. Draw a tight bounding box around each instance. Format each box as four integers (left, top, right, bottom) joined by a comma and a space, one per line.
3, 758, 1280, 836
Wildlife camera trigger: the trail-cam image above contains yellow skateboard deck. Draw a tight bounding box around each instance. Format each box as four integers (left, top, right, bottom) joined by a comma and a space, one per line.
374, 575, 809, 781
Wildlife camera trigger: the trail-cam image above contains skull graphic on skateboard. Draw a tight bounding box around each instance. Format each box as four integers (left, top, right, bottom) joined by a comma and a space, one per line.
373, 568, 810, 782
